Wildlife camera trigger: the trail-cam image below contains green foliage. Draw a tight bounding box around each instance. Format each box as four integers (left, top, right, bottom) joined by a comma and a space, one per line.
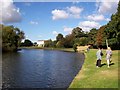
104, 1, 120, 49
88, 28, 98, 45
44, 39, 54, 47
2, 24, 25, 51
64, 34, 74, 48
73, 43, 78, 52
56, 33, 64, 42
72, 27, 85, 38
55, 33, 65, 48
56, 40, 65, 48
21, 39, 33, 47
33, 42, 37, 46
118, 1, 120, 13
75, 37, 89, 46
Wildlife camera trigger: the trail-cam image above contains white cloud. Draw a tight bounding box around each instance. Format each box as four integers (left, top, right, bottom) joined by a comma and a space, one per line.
30, 21, 38, 25
51, 6, 83, 20
97, 0, 119, 14
0, 0, 22, 23
79, 21, 101, 28
67, 6, 83, 14
52, 31, 58, 35
87, 14, 105, 21
63, 26, 73, 34
78, 21, 101, 32
38, 35, 42, 38
81, 27, 91, 32
52, 9, 69, 20
67, 6, 83, 18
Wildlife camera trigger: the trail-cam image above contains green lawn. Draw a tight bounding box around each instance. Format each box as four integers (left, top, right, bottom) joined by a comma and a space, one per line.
69, 49, 119, 88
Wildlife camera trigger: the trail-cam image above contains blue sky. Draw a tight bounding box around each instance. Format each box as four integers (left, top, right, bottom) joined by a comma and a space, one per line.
1, 0, 119, 42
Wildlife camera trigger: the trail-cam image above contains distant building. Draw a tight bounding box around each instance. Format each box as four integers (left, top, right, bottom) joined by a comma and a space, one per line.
37, 40, 45, 47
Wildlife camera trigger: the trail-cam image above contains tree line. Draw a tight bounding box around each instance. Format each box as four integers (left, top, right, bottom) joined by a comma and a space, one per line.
44, 1, 120, 50
1, 1, 120, 51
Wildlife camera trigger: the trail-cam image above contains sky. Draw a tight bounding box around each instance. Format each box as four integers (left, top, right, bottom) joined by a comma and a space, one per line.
0, 0, 119, 42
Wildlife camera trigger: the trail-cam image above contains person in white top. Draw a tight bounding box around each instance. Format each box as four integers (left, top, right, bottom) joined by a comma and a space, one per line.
106, 47, 112, 68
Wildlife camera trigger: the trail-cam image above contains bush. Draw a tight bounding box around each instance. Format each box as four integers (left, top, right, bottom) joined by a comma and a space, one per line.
73, 43, 78, 52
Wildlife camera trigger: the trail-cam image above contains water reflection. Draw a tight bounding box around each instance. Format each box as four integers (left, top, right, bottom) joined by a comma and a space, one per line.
2, 49, 84, 88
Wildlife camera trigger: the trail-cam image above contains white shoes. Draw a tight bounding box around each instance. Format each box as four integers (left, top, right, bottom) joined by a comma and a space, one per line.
96, 66, 100, 68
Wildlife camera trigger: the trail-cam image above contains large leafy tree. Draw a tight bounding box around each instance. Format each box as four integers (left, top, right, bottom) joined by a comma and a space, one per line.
88, 28, 98, 45
15, 27, 25, 46
56, 33, 65, 48
56, 39, 65, 48
2, 24, 25, 51
72, 27, 85, 38
96, 26, 106, 46
104, 1, 120, 49
64, 34, 74, 48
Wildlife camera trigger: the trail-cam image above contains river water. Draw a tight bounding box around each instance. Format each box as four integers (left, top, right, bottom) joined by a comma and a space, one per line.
2, 49, 84, 88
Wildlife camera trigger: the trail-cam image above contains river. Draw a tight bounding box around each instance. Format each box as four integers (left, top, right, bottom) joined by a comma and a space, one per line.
2, 49, 84, 88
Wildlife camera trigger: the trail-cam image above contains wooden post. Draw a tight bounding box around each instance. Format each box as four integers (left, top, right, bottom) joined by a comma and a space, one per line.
106, 39, 108, 48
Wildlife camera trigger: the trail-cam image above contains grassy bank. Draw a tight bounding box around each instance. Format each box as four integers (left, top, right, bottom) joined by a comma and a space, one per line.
19, 46, 74, 52
69, 49, 119, 88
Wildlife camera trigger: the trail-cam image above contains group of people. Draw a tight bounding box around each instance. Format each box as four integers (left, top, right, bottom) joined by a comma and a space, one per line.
96, 46, 112, 68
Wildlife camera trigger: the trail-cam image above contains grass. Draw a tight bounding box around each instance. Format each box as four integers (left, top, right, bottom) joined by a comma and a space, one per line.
69, 49, 119, 88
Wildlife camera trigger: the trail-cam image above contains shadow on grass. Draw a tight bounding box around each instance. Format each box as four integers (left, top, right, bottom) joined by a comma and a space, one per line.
100, 62, 115, 67
109, 63, 115, 66
100, 63, 107, 67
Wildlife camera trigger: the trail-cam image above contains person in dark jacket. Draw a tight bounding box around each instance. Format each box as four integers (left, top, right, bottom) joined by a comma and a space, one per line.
96, 46, 103, 68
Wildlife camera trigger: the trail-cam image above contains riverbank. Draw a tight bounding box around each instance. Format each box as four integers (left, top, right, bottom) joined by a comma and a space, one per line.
19, 46, 75, 52
69, 49, 119, 88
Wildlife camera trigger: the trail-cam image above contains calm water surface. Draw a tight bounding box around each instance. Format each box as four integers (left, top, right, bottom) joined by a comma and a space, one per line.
2, 49, 84, 88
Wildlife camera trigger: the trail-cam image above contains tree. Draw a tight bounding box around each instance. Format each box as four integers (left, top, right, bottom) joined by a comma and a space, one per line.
56, 39, 65, 48
64, 34, 74, 48
2, 25, 25, 51
14, 27, 25, 47
104, 1, 120, 49
88, 28, 98, 45
73, 43, 78, 52
33, 42, 37, 46
21, 39, 33, 47
72, 27, 85, 38
96, 26, 106, 46
56, 33, 64, 42
74, 37, 89, 46
44, 39, 53, 47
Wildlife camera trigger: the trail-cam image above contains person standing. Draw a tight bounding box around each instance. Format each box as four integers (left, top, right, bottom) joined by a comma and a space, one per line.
106, 47, 112, 68
96, 46, 103, 68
